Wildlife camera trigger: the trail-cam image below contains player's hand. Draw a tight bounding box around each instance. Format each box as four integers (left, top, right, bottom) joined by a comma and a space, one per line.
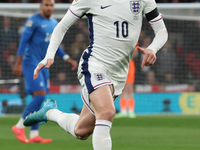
13, 63, 22, 77
137, 46, 156, 68
34, 58, 54, 80
67, 58, 77, 71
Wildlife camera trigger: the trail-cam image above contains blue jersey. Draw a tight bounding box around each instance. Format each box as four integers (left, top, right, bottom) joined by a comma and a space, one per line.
18, 13, 65, 65
17, 14, 67, 94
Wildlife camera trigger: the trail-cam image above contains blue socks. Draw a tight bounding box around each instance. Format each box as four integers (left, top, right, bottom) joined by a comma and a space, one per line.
22, 95, 45, 130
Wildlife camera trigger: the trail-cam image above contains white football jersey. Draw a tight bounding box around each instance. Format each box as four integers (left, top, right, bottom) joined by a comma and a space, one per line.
71, 0, 157, 81
70, 0, 157, 95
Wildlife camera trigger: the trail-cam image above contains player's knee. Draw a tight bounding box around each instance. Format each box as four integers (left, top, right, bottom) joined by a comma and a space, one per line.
98, 108, 116, 121
74, 127, 93, 140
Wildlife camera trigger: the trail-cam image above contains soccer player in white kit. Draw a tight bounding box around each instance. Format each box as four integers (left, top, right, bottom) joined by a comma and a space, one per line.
24, 0, 168, 149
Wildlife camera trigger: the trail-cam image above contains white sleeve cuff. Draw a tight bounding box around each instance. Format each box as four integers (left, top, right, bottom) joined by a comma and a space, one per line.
63, 54, 70, 61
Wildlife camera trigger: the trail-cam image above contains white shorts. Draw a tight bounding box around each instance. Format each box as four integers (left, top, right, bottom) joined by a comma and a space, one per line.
77, 50, 126, 115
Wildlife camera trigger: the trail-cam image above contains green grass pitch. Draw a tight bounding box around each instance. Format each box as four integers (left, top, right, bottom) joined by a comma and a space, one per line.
0, 115, 200, 150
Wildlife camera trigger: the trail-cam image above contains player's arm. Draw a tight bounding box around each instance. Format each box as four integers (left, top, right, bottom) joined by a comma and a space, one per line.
139, 2, 168, 67
56, 47, 77, 70
146, 10, 168, 54
34, 11, 79, 79
34, 0, 92, 79
13, 19, 36, 76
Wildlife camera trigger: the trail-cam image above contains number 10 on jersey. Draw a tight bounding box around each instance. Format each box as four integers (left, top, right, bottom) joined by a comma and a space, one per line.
114, 21, 128, 38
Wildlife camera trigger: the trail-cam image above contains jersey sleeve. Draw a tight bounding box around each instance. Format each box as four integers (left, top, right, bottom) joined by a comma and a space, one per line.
44, 10, 78, 60
142, 0, 168, 53
17, 16, 37, 56
69, 0, 92, 18
143, 0, 159, 21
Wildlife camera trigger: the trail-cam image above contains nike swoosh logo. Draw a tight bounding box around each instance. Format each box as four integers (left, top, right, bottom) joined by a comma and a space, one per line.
101, 5, 112, 9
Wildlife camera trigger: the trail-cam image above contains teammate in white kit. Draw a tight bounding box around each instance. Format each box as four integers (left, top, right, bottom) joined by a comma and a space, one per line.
24, 0, 168, 149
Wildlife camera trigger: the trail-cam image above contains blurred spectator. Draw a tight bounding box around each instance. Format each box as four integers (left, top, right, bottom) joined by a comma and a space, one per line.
0, 66, 2, 79
0, 17, 18, 63
63, 20, 89, 46
159, 84, 166, 92
1, 52, 16, 79
20, 0, 30, 2
2, 100, 8, 114
55, 0, 62, 2
17, 21, 24, 37
183, 21, 200, 57
187, 84, 196, 92
67, 0, 73, 2
184, 20, 200, 80
3, 42, 18, 62
70, 33, 87, 61
53, 72, 70, 85
164, 72, 177, 85
144, 70, 157, 85
67, 33, 87, 85
172, 0, 179, 2
155, 40, 176, 83
173, 45, 188, 83
185, 50, 200, 79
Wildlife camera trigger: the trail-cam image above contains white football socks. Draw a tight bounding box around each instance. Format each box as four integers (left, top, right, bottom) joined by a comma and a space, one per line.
16, 117, 25, 128
47, 109, 79, 138
16, 117, 39, 139
30, 130, 39, 138
92, 120, 112, 150
46, 109, 62, 122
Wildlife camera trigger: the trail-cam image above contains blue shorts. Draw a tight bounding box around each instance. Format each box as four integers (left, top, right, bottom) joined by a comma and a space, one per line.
22, 63, 49, 94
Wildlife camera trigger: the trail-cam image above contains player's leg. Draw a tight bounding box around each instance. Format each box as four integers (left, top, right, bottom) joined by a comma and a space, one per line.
78, 57, 115, 149
24, 84, 115, 149
12, 90, 47, 143
28, 68, 52, 143
24, 99, 95, 140
115, 85, 128, 118
89, 85, 115, 150
47, 104, 95, 140
28, 90, 52, 143
46, 85, 115, 144
126, 83, 136, 118
74, 105, 95, 139
12, 64, 50, 143
127, 60, 136, 118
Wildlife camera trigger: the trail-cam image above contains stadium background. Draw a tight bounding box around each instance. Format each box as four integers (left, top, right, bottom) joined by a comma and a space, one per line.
0, 2, 200, 115
0, 1, 200, 150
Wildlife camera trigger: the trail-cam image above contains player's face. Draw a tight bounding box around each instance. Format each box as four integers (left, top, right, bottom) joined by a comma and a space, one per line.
40, 0, 55, 19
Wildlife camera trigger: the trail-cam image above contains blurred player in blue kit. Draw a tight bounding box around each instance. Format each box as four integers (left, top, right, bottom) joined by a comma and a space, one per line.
12, 0, 77, 143
23, 0, 168, 149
